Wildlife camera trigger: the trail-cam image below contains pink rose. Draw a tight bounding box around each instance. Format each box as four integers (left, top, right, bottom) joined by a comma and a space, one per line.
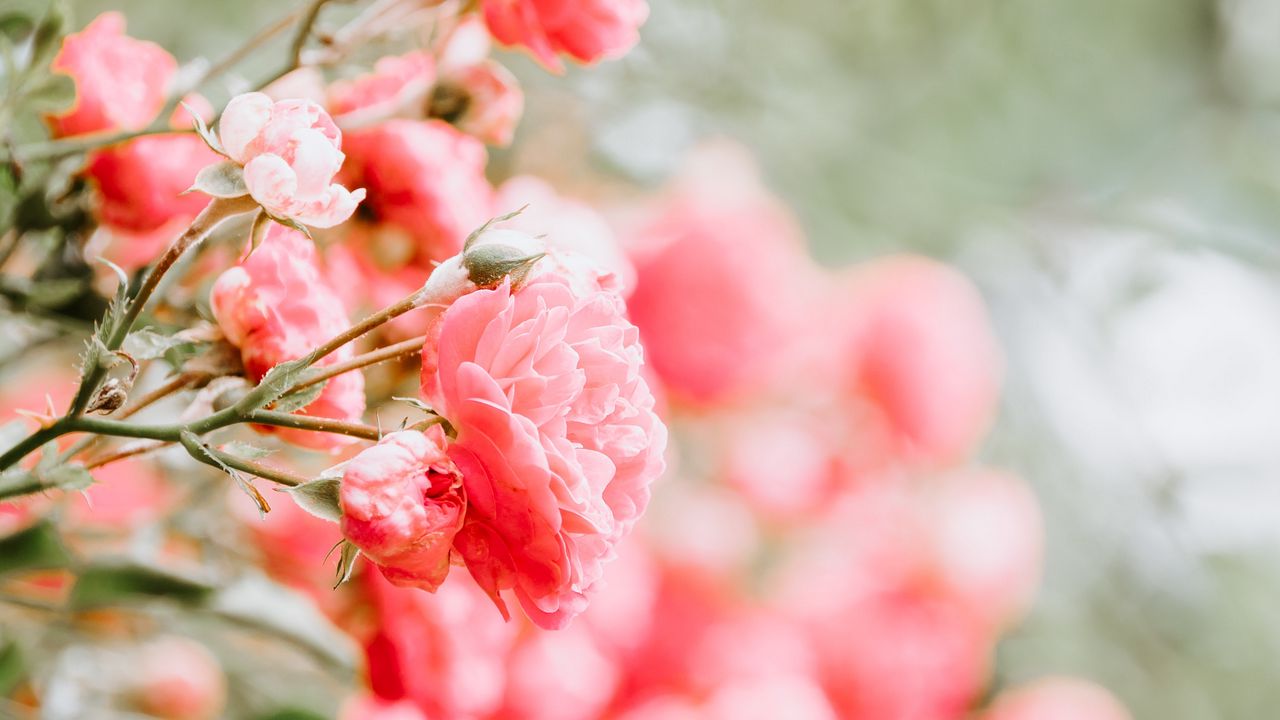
328, 51, 437, 123
130, 636, 226, 720
341, 120, 493, 263
340, 428, 465, 592
361, 571, 516, 719
46, 12, 175, 138
420, 252, 667, 628
483, 0, 649, 71
210, 226, 366, 451
825, 255, 1002, 467
85, 133, 218, 269
217, 92, 365, 228
981, 678, 1132, 720
626, 142, 819, 405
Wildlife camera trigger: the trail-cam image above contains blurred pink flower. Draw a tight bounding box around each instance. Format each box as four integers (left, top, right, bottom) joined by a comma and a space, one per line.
218, 92, 365, 227
328, 51, 437, 122
421, 254, 667, 628
84, 131, 218, 269
210, 226, 366, 451
626, 142, 820, 406
500, 624, 620, 720
361, 571, 516, 719
924, 469, 1044, 631
46, 12, 175, 138
340, 428, 465, 592
483, 0, 649, 71
496, 175, 635, 293
341, 120, 493, 263
825, 255, 1002, 467
434, 60, 524, 146
131, 636, 226, 720
981, 677, 1132, 720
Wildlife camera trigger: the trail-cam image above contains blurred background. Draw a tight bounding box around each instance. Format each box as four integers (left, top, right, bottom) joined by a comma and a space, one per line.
38, 0, 1280, 717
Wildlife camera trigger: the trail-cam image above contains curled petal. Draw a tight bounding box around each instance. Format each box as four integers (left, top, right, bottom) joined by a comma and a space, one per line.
218, 92, 274, 162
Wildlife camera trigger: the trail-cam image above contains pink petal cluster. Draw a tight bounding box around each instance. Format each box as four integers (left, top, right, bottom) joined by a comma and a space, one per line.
46, 13, 174, 138
626, 142, 820, 405
217, 92, 366, 228
340, 428, 465, 591
340, 120, 493, 262
48, 14, 217, 270
210, 226, 366, 451
328, 51, 437, 121
483, 0, 650, 71
419, 251, 667, 628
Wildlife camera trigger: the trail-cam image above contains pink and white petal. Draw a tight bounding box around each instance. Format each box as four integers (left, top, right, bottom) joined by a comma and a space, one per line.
288, 127, 346, 198
243, 154, 300, 218
292, 185, 365, 228
218, 92, 274, 163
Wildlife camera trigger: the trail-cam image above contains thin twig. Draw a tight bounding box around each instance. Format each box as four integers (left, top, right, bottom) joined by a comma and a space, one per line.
293, 334, 425, 392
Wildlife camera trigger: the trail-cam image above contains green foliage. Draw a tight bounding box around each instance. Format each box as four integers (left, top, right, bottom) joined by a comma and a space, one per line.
283, 476, 342, 523
0, 520, 71, 576
69, 562, 216, 609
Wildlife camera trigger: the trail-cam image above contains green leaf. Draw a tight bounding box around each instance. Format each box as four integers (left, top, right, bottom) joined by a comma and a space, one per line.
186, 103, 226, 156
122, 327, 198, 361
29, 1, 66, 69
0, 520, 71, 576
332, 540, 360, 588
0, 641, 25, 696
22, 72, 74, 112
245, 357, 312, 412
393, 396, 436, 413
255, 710, 330, 720
221, 441, 273, 460
25, 276, 85, 308
272, 377, 326, 413
188, 160, 248, 199
269, 214, 312, 239
68, 562, 215, 610
283, 476, 341, 524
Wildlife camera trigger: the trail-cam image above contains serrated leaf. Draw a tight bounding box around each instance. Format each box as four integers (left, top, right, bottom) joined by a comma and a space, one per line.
68, 562, 215, 609
0, 520, 71, 576
22, 72, 74, 112
272, 377, 326, 413
333, 540, 360, 588
122, 327, 197, 361
283, 476, 342, 524
186, 103, 226, 156
244, 357, 311, 412
189, 160, 248, 199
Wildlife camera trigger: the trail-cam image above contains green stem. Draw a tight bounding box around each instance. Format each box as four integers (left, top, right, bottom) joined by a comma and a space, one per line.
246, 410, 383, 441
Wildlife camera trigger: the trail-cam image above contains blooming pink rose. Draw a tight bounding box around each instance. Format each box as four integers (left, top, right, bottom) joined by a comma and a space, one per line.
340, 428, 465, 592
420, 253, 667, 628
328, 51, 437, 123
210, 226, 366, 451
483, 0, 649, 71
46, 12, 175, 138
341, 120, 493, 263
825, 255, 1002, 467
626, 142, 820, 406
981, 678, 1132, 720
217, 92, 365, 228
130, 636, 226, 720
360, 571, 516, 719
496, 175, 635, 293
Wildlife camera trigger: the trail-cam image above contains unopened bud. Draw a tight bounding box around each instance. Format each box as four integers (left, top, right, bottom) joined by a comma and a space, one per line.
463, 242, 544, 289
86, 378, 128, 415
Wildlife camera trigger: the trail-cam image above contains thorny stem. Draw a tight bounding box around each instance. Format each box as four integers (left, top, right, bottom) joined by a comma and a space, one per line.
184, 442, 307, 488
61, 371, 207, 464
